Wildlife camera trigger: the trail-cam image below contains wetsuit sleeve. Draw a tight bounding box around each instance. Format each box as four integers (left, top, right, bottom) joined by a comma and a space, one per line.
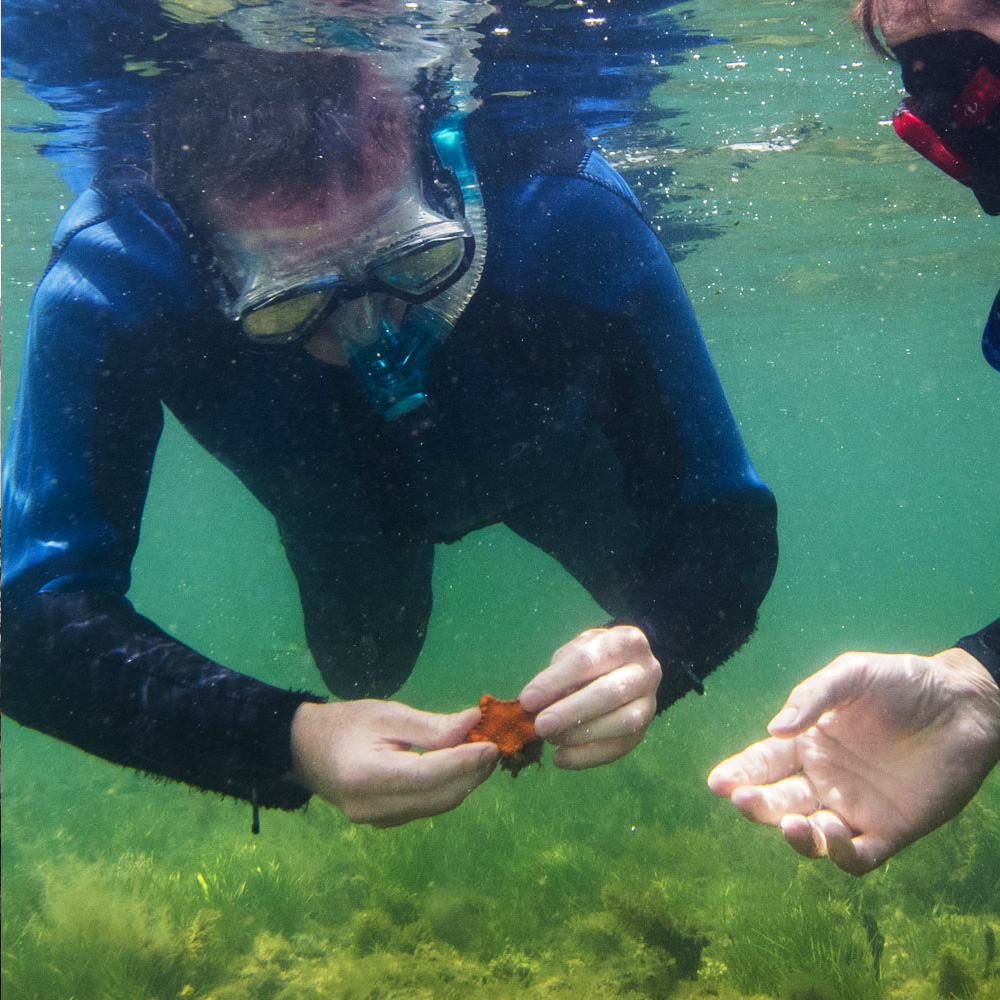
489, 171, 778, 709
955, 619, 1000, 690
1, 192, 321, 808
596, 215, 778, 708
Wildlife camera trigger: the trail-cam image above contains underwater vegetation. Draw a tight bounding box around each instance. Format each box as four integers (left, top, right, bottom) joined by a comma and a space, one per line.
3, 707, 999, 1000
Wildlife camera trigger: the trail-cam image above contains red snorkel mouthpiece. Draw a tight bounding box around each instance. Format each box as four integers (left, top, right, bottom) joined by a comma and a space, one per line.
954, 64, 1000, 126
892, 102, 974, 182
892, 65, 1000, 187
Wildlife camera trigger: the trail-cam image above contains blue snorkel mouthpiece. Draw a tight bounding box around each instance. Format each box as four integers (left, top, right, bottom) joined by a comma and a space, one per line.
349, 118, 486, 420
346, 309, 450, 420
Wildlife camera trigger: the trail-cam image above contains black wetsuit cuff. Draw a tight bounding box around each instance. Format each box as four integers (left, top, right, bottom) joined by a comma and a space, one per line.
607, 615, 706, 711
954, 617, 1000, 690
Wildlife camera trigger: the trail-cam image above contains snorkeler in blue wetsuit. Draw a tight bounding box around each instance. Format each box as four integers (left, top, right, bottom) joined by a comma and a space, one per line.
711, 0, 1000, 878
1, 46, 778, 827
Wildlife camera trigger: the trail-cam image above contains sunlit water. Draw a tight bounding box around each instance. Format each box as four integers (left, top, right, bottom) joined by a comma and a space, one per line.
2, 1, 998, 998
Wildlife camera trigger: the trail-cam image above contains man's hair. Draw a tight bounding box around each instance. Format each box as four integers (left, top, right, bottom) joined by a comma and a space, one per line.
148, 45, 413, 224
852, 0, 1000, 55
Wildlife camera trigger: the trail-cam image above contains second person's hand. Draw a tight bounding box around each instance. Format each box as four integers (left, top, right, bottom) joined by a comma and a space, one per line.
707, 648, 1000, 875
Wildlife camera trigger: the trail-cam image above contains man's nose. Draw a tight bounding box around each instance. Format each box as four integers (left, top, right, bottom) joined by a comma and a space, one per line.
333, 296, 383, 347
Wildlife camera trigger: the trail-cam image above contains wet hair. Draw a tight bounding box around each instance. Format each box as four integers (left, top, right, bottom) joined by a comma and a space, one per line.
148, 45, 413, 225
852, 0, 1000, 56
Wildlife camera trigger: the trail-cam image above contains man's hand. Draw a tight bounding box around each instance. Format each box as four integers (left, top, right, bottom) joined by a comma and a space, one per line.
518, 625, 662, 769
707, 648, 1000, 875
289, 700, 500, 827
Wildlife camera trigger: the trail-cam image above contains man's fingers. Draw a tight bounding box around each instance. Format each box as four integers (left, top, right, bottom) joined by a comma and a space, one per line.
707, 736, 802, 796
779, 813, 827, 858
345, 743, 500, 825
552, 729, 645, 770
780, 811, 853, 865
816, 811, 894, 876
347, 740, 499, 798
779, 811, 891, 876
543, 696, 654, 748
836, 833, 894, 876
379, 704, 484, 751
520, 626, 657, 713
364, 769, 494, 827
534, 665, 655, 741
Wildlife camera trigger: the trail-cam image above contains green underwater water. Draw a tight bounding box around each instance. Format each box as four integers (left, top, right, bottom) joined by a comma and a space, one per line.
2, 1, 999, 998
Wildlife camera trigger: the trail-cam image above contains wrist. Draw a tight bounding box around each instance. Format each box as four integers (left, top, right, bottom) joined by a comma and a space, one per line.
933, 646, 1000, 764
934, 646, 1000, 691
288, 700, 329, 793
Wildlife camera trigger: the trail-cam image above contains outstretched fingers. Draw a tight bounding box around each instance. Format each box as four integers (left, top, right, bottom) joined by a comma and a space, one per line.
728, 772, 823, 826
780, 812, 890, 876
707, 735, 803, 797
767, 653, 874, 736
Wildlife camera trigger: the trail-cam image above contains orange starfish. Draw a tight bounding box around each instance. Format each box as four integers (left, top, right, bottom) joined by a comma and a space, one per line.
466, 694, 543, 777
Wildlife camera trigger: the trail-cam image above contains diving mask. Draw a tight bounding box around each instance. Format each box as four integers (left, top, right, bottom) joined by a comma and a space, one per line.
213, 198, 475, 345
235, 222, 474, 344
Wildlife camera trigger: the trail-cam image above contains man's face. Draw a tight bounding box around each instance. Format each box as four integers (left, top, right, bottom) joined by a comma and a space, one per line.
198, 125, 474, 361
880, 0, 1000, 213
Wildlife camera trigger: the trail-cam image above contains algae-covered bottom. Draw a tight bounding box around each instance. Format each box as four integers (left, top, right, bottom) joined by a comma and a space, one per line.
3, 718, 998, 1000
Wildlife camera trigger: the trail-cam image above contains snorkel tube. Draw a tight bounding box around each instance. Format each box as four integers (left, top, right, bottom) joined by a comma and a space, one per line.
347, 115, 487, 419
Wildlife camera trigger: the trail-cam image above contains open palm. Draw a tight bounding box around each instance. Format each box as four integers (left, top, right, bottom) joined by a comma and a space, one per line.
708, 650, 1000, 875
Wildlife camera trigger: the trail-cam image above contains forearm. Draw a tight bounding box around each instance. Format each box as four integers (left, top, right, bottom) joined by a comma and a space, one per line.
624, 489, 779, 710
2, 588, 324, 808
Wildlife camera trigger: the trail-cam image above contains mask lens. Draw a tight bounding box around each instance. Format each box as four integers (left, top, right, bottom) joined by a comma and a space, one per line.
373, 238, 467, 296
241, 289, 335, 342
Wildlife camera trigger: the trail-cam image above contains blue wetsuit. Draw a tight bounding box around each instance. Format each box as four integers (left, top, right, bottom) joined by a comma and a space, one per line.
1, 133, 779, 808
